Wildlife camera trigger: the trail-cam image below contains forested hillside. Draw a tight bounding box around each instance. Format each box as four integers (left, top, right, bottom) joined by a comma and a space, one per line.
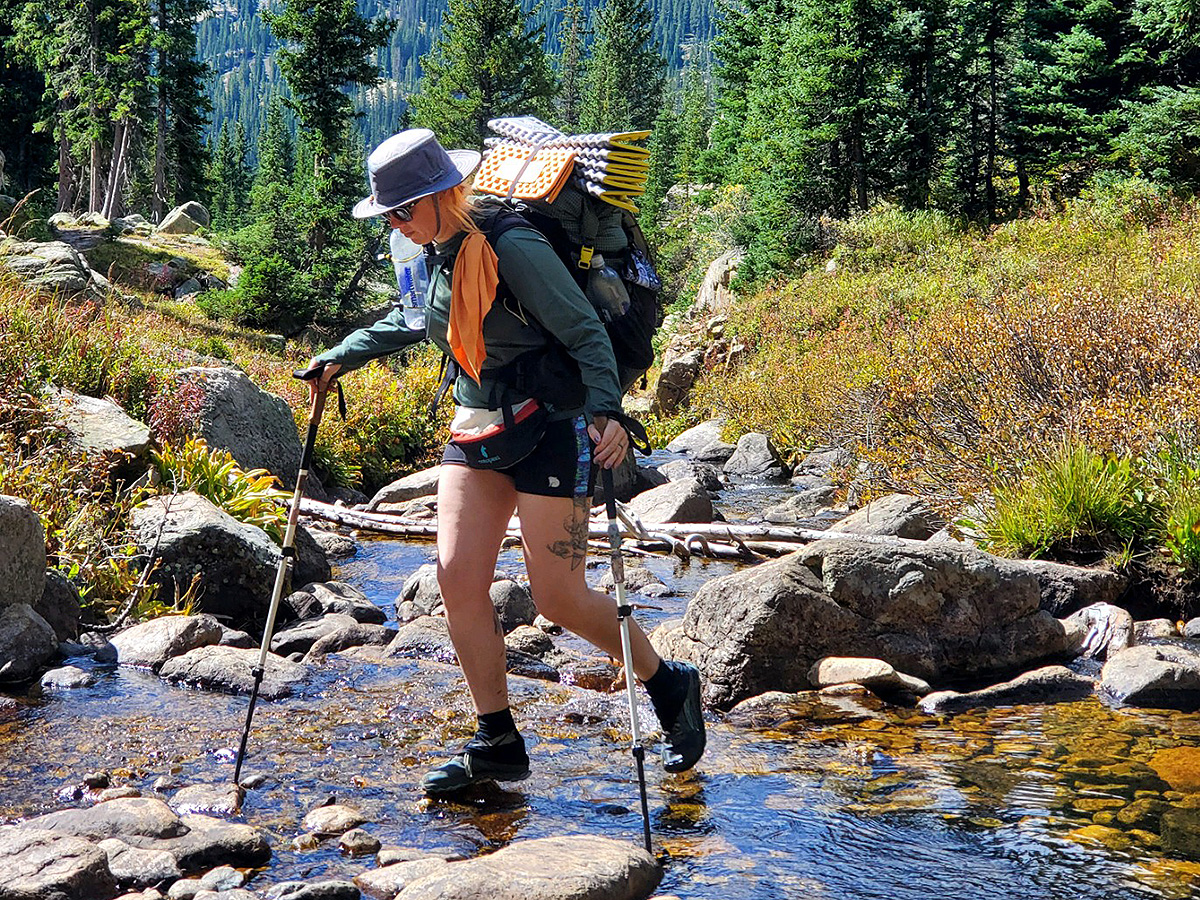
199, 0, 716, 154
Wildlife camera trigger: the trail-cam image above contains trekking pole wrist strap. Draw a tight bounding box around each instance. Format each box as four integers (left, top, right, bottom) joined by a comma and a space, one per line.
596, 410, 652, 456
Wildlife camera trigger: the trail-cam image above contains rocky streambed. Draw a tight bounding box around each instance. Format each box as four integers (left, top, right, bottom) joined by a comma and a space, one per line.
5, 430, 1200, 899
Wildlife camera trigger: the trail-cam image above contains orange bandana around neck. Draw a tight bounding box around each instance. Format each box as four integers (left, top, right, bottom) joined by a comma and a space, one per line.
447, 230, 500, 384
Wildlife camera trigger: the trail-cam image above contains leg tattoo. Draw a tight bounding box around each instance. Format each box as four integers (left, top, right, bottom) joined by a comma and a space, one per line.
547, 496, 591, 571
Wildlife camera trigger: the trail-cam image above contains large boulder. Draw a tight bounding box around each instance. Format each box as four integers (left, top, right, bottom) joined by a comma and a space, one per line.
45, 388, 153, 484
1100, 644, 1200, 710
175, 366, 325, 498
156, 207, 201, 234
722, 433, 791, 481
0, 495, 46, 610
368, 466, 440, 512
0, 827, 116, 900
108, 614, 224, 671
159, 645, 308, 698
0, 239, 104, 298
1020, 559, 1129, 616
829, 493, 943, 540
764, 486, 839, 524
0, 604, 60, 682
626, 478, 713, 524
130, 492, 280, 624
386, 835, 660, 900
653, 538, 1068, 709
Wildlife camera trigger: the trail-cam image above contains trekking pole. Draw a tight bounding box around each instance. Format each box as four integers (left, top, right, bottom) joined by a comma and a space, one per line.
233, 365, 330, 790
601, 466, 653, 854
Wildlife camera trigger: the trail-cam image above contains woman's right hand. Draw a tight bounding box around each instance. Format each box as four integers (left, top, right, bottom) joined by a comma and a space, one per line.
305, 359, 342, 403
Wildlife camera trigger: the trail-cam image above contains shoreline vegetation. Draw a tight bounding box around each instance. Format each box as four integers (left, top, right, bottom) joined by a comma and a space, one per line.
3, 181, 1200, 625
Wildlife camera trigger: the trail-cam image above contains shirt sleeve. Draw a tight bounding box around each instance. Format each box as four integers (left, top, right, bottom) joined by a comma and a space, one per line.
494, 227, 623, 417
311, 305, 426, 372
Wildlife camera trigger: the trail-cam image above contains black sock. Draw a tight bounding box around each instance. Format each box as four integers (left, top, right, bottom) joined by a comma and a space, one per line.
476, 707, 517, 741
643, 660, 687, 728
467, 708, 527, 764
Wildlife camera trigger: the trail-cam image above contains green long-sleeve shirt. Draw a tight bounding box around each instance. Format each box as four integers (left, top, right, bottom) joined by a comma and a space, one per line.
313, 225, 622, 419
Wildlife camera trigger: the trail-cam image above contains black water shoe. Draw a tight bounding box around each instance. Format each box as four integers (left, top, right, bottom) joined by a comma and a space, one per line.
649, 660, 706, 773
421, 730, 530, 796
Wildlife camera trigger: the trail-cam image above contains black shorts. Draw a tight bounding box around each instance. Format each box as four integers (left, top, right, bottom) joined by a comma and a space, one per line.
442, 414, 598, 498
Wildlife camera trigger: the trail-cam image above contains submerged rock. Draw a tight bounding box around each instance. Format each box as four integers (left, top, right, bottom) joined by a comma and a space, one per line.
302, 804, 367, 836
40, 665, 97, 690
169, 784, 242, 817
918, 666, 1095, 715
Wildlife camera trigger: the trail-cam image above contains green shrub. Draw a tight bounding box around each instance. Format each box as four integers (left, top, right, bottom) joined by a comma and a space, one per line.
832, 204, 965, 272
197, 254, 317, 333
149, 438, 290, 543
1145, 435, 1200, 572
977, 444, 1154, 559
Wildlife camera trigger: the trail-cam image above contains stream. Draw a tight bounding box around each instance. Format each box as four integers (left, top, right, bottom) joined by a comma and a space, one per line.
3, 456, 1200, 899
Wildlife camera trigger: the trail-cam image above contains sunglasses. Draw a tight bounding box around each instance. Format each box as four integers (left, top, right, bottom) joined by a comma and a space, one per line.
384, 197, 422, 222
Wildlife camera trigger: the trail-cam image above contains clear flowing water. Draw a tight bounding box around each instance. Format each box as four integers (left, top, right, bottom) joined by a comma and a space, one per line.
4, 481, 1200, 898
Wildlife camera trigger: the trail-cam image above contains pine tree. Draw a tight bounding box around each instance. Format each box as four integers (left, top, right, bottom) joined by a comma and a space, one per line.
249, 95, 294, 216
264, 0, 390, 302
554, 0, 587, 131
580, 0, 666, 132
152, 0, 211, 220
412, 0, 558, 149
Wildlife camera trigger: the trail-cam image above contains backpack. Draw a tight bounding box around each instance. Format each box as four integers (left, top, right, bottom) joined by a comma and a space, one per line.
474, 193, 663, 394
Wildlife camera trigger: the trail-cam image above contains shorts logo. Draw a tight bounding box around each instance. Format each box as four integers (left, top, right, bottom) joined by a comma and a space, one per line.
548, 476, 560, 488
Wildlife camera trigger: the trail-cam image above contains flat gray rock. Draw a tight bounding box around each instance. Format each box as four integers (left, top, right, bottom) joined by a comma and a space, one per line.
808, 656, 930, 695
626, 478, 713, 525
264, 881, 361, 900
168, 784, 242, 817
0, 826, 116, 900
40, 665, 96, 690
98, 837, 182, 887
828, 493, 942, 540
356, 858, 450, 898
0, 495, 46, 611
692, 441, 737, 464
665, 419, 726, 455
24, 798, 187, 841
394, 835, 660, 900
46, 388, 152, 482
1021, 558, 1129, 617
110, 614, 224, 671
919, 665, 1095, 715
159, 645, 308, 699
369, 466, 440, 511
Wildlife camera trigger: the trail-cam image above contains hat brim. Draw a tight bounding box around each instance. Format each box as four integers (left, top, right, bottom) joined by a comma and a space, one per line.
352, 149, 483, 219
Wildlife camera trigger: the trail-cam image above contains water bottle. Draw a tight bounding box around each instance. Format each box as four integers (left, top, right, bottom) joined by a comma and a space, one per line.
389, 229, 428, 330
585, 253, 631, 323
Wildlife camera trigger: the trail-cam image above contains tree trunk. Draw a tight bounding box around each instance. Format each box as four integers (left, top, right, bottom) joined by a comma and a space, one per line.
57, 113, 73, 213
153, 0, 168, 223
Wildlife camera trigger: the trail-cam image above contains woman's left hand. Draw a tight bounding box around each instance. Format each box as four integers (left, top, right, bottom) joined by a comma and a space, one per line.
589, 415, 629, 469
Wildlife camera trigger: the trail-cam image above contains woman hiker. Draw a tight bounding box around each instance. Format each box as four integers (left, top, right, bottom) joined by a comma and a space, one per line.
303, 128, 706, 795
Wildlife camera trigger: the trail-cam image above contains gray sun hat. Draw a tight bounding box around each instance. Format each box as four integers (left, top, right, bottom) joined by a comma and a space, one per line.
352, 128, 482, 219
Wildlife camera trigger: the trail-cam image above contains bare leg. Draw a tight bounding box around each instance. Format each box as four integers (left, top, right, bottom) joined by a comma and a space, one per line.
436, 464, 517, 715
516, 491, 661, 681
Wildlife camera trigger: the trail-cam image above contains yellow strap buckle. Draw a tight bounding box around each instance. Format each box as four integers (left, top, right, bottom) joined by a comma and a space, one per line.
577, 245, 594, 269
